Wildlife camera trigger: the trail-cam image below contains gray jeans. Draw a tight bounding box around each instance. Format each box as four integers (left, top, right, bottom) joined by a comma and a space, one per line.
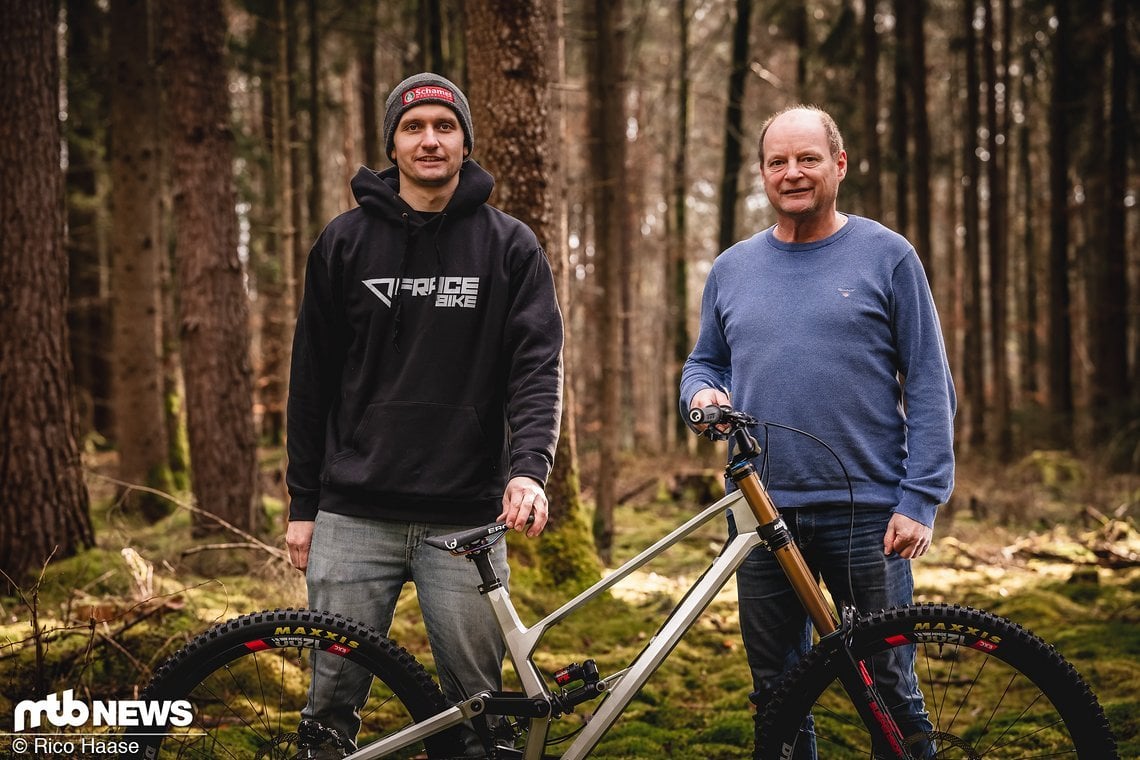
302, 511, 509, 756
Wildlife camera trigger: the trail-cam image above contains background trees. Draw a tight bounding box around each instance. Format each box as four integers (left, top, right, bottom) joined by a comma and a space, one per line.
161, 0, 260, 537
1, 0, 1136, 582
0, 0, 93, 584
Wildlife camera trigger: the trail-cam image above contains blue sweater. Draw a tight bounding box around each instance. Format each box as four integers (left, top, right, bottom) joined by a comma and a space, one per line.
680, 215, 956, 527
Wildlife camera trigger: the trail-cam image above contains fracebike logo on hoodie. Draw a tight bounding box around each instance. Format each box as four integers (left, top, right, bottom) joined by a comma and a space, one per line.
363, 276, 480, 308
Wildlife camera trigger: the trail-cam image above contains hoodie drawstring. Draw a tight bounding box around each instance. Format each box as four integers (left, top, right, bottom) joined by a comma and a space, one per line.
392, 213, 413, 352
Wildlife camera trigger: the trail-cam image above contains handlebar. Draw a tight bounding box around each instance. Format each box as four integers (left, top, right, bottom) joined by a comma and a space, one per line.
688, 404, 758, 428
689, 405, 723, 425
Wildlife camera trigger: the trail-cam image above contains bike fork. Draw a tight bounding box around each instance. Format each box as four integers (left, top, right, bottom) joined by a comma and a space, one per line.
822, 609, 917, 760
729, 451, 916, 759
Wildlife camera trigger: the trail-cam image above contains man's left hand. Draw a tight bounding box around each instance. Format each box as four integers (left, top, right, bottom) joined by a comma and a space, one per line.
883, 513, 933, 559
499, 476, 549, 538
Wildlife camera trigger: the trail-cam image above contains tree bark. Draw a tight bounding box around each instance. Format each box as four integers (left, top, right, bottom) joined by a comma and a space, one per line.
860, 0, 883, 221
257, 0, 297, 447
110, 0, 173, 519
716, 0, 751, 254
357, 3, 381, 169
0, 0, 94, 585
668, 0, 692, 447
1046, 0, 1075, 448
464, 0, 599, 587
588, 0, 629, 564
961, 0, 986, 453
983, 0, 1012, 459
65, 0, 112, 440
909, 0, 934, 283
1086, 0, 1130, 446
305, 0, 323, 293
161, 0, 260, 534
892, 0, 911, 237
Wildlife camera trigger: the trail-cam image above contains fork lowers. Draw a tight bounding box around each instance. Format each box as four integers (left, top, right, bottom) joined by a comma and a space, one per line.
729, 459, 839, 637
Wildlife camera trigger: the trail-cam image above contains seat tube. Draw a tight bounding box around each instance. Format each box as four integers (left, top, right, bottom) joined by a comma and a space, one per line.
730, 462, 837, 635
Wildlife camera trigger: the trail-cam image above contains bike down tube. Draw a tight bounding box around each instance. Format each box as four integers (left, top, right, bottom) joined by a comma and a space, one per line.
557, 525, 764, 759
488, 491, 756, 760
346, 698, 485, 760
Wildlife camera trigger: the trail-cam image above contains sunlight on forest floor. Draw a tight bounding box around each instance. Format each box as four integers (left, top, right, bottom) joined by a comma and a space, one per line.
0, 448, 1136, 757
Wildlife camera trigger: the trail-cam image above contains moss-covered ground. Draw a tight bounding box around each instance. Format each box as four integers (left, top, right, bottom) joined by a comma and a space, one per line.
1, 450, 1136, 758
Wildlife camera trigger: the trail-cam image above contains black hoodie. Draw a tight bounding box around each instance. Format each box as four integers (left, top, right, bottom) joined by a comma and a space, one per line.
286, 160, 563, 525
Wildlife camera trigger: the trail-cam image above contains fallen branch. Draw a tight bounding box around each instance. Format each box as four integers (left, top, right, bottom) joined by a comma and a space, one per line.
86, 471, 289, 564
181, 541, 281, 558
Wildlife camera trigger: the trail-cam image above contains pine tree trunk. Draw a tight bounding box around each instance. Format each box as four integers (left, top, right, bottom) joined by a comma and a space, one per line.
110, 0, 172, 520
716, 0, 750, 254
357, 4, 381, 169
0, 0, 94, 585
668, 0, 692, 448
860, 0, 883, 221
983, 0, 1012, 459
257, 0, 297, 447
1084, 0, 1129, 446
161, 0, 260, 534
892, 0, 911, 237
465, 0, 599, 587
65, 0, 113, 441
961, 0, 986, 453
587, 0, 629, 564
910, 0, 934, 283
1046, 0, 1075, 448
304, 0, 322, 299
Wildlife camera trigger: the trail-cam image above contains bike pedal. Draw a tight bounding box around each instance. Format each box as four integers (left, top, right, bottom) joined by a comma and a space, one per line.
296, 718, 352, 759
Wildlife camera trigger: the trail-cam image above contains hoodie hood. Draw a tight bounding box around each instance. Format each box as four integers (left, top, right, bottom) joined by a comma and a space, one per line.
348, 159, 498, 350
350, 159, 495, 224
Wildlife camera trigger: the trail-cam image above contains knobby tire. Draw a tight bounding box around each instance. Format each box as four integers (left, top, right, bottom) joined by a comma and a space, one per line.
125, 608, 464, 759
756, 603, 1117, 759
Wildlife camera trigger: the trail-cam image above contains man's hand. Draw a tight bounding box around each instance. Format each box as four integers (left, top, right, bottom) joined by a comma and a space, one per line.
286, 520, 315, 571
689, 388, 732, 435
498, 476, 548, 538
883, 513, 933, 559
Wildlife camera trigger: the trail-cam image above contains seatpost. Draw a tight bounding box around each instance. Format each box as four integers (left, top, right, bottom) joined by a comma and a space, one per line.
468, 549, 503, 594
727, 448, 838, 636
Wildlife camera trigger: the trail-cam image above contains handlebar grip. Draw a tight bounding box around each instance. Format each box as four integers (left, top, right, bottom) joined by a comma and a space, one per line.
689, 405, 724, 425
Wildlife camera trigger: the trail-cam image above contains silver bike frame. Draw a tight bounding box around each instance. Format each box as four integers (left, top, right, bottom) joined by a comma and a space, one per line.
351, 490, 762, 760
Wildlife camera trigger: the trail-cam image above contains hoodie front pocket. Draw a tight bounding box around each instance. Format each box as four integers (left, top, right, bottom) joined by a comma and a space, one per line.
327, 401, 496, 497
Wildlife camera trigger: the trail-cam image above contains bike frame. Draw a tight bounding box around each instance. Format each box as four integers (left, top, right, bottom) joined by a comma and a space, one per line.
351, 425, 912, 760
351, 489, 761, 760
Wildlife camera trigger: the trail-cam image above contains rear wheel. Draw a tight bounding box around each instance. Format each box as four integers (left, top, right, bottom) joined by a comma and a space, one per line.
129, 608, 464, 759
756, 603, 1117, 759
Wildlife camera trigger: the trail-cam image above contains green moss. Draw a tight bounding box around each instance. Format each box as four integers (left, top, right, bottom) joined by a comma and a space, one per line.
3, 451, 1137, 758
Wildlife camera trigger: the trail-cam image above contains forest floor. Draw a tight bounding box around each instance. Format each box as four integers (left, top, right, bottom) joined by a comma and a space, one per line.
0, 447, 1137, 758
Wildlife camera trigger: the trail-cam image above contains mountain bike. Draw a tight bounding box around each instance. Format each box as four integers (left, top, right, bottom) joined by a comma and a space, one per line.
127, 406, 1118, 759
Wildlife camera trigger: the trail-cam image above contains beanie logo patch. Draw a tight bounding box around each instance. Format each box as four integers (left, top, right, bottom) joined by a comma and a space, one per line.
403, 85, 456, 105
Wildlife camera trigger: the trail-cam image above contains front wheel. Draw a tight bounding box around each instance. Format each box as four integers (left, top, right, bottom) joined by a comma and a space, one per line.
756, 603, 1117, 759
128, 608, 465, 758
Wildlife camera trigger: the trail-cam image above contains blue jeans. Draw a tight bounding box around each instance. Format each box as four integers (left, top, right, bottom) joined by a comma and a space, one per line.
734, 505, 932, 759
302, 512, 509, 756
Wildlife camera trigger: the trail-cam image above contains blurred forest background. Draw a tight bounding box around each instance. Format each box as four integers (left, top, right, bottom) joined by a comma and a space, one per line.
1, 0, 1139, 644
1, 0, 1139, 753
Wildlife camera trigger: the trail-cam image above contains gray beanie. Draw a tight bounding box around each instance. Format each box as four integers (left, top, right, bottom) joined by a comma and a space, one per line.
383, 73, 474, 162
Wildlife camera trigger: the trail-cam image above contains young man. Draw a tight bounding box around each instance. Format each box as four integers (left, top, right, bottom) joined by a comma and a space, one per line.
286, 72, 563, 759
681, 105, 955, 759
